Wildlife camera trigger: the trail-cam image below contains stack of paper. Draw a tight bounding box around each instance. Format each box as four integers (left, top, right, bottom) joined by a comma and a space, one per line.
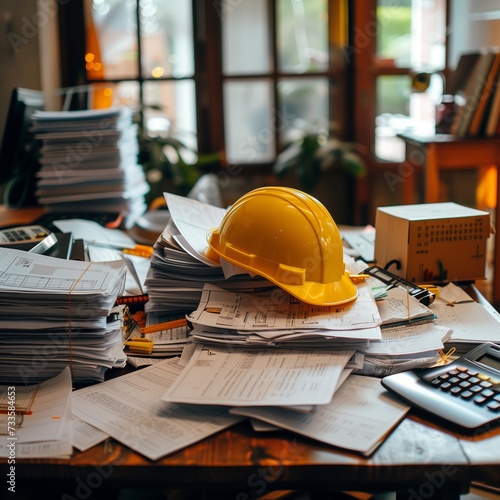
0, 368, 73, 459
0, 248, 128, 383
188, 283, 383, 348
31, 107, 149, 228
144, 193, 273, 317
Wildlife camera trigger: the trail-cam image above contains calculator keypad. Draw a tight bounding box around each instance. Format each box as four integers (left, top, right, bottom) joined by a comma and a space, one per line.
430, 366, 500, 411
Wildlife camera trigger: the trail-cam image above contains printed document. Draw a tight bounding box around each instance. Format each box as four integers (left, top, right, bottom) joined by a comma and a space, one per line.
0, 367, 73, 459
230, 374, 410, 456
165, 192, 227, 266
72, 358, 243, 461
188, 284, 381, 335
161, 344, 355, 407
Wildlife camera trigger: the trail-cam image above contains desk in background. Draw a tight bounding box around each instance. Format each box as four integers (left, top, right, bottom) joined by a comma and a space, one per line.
0, 205, 43, 227
398, 133, 500, 306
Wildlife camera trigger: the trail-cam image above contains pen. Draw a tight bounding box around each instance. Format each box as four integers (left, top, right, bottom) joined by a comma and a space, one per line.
140, 318, 188, 334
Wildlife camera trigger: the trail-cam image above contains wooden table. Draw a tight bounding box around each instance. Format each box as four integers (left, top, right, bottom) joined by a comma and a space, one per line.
1, 207, 500, 499
2, 407, 500, 499
398, 133, 500, 306
2, 293, 500, 500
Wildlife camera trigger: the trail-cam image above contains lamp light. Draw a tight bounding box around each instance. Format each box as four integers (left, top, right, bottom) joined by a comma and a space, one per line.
410, 70, 455, 134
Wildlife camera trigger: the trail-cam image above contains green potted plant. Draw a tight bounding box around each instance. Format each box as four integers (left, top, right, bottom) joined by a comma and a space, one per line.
136, 109, 221, 205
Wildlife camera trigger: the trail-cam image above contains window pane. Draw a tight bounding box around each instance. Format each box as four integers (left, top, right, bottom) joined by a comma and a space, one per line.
224, 80, 274, 163
86, 0, 138, 80
376, 0, 446, 69
375, 75, 436, 162
140, 1, 194, 78
278, 77, 329, 143
143, 80, 197, 150
85, 81, 140, 109
222, 0, 270, 75
277, 0, 328, 73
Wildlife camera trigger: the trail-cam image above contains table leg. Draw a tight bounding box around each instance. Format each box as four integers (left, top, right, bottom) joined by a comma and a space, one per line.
424, 144, 440, 203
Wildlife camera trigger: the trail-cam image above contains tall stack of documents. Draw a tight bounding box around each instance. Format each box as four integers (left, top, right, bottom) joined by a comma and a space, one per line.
31, 107, 149, 228
144, 193, 272, 321
0, 248, 128, 384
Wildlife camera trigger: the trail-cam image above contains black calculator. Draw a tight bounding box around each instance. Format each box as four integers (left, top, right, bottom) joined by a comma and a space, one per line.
382, 343, 500, 429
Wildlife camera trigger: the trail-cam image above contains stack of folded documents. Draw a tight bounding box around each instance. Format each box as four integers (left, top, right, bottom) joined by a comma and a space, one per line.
31, 107, 149, 228
144, 193, 272, 319
143, 194, 453, 371
0, 248, 128, 384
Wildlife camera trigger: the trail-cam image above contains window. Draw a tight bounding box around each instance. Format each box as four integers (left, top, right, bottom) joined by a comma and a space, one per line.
352, 0, 448, 222
374, 0, 447, 162
59, 0, 350, 176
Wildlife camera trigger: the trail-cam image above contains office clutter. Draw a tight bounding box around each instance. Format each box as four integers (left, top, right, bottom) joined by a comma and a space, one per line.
5, 188, 500, 461
31, 107, 149, 229
144, 191, 272, 317
0, 248, 127, 384
375, 202, 491, 283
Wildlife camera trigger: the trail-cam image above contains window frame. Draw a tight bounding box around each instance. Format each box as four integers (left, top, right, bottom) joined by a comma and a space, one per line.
58, 0, 352, 173
351, 0, 451, 223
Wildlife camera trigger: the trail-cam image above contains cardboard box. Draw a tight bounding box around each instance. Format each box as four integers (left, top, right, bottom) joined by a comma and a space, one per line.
375, 202, 491, 283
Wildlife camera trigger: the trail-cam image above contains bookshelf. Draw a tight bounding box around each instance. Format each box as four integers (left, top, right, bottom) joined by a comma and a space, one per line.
449, 50, 500, 138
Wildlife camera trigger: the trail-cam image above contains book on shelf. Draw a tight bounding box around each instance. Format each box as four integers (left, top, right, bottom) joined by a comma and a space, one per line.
468, 50, 500, 136
484, 75, 500, 137
452, 51, 496, 137
448, 49, 500, 138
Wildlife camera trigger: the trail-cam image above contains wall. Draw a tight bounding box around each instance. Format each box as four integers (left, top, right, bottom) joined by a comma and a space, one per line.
0, 1, 42, 144
449, 0, 500, 69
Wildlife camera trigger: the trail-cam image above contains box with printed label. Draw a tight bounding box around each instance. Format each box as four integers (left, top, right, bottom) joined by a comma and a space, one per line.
375, 202, 491, 283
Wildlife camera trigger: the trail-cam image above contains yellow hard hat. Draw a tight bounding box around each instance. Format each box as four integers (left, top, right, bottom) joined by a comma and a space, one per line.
206, 186, 358, 306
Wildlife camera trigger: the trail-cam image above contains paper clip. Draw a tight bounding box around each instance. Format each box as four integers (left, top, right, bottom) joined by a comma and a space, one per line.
124, 338, 154, 354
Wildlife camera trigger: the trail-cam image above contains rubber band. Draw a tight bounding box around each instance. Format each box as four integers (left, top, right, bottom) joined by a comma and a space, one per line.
67, 262, 93, 379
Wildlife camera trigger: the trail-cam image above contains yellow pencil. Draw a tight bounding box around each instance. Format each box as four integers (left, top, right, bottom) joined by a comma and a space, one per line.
140, 318, 187, 334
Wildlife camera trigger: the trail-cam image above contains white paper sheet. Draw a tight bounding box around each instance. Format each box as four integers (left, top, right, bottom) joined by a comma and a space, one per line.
188, 284, 381, 334
230, 374, 410, 456
359, 323, 451, 356
161, 344, 354, 407
165, 192, 227, 266
71, 418, 109, 452
72, 358, 243, 461
0, 367, 73, 459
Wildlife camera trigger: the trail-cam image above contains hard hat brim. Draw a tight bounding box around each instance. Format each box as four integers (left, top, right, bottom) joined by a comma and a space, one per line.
276, 271, 359, 306
207, 232, 358, 306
